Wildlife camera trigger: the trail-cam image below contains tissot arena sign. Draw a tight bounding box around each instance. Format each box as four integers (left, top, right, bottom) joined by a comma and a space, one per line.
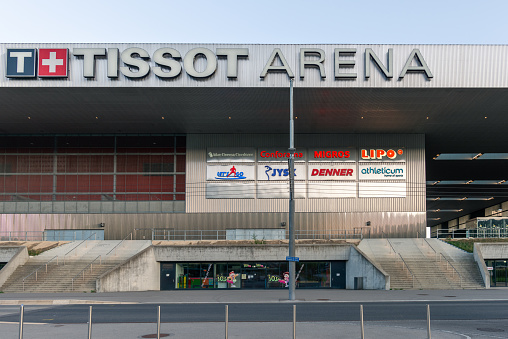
1, 44, 446, 88
205, 147, 407, 199
6, 44, 508, 88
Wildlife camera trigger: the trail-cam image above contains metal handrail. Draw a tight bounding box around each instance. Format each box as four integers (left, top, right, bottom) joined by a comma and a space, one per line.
439, 253, 463, 288
148, 229, 364, 241
386, 238, 397, 254
71, 255, 102, 291
106, 232, 133, 257
22, 255, 59, 291
423, 238, 438, 260
398, 253, 415, 288
63, 232, 97, 264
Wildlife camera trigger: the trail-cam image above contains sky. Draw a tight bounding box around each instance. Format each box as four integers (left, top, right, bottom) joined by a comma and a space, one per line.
1, 0, 508, 44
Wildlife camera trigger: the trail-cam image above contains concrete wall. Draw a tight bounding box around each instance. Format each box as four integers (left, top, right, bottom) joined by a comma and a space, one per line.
97, 243, 388, 291
346, 246, 389, 290
476, 243, 508, 259
97, 246, 159, 292
0, 247, 24, 262
153, 244, 351, 262
0, 247, 28, 289
473, 243, 491, 289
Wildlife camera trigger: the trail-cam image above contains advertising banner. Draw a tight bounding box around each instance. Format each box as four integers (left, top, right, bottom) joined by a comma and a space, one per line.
257, 164, 306, 181
358, 182, 406, 197
308, 163, 357, 181
358, 163, 406, 180
206, 182, 255, 199
257, 182, 306, 199
307, 182, 357, 198
206, 148, 256, 163
257, 148, 306, 162
308, 148, 356, 162
206, 165, 255, 180
359, 148, 406, 162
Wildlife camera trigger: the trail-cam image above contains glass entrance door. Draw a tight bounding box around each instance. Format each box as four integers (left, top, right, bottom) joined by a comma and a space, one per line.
494, 260, 507, 287
242, 263, 267, 288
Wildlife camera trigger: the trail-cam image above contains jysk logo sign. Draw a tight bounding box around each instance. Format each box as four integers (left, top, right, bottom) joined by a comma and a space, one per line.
6, 49, 37, 77
257, 164, 305, 181
6, 48, 68, 78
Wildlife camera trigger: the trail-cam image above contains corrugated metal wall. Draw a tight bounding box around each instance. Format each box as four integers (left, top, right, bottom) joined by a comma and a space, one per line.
0, 211, 425, 239
0, 133, 426, 238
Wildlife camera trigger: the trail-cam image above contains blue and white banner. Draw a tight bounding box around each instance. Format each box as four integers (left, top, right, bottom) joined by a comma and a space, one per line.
206, 165, 255, 180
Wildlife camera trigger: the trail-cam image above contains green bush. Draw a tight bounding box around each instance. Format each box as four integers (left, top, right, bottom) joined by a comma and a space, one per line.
444, 238, 508, 253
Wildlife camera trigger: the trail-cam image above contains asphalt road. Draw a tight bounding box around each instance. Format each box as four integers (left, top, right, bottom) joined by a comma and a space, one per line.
1, 301, 508, 324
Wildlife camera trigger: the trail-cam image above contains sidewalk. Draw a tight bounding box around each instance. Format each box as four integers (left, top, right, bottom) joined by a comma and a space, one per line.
0, 320, 470, 339
1, 288, 508, 305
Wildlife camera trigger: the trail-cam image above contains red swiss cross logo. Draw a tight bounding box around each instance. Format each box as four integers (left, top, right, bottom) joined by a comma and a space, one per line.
38, 49, 68, 77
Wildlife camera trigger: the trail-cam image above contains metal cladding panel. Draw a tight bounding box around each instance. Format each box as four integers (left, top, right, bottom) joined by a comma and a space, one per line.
2, 43, 508, 88
186, 134, 425, 214
0, 211, 425, 238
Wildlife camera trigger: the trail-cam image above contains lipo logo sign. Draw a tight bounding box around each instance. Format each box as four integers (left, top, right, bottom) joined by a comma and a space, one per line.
361, 148, 405, 161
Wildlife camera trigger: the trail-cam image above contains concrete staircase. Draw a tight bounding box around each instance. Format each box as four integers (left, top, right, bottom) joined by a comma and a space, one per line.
0, 240, 151, 293
358, 238, 485, 290
423, 238, 485, 289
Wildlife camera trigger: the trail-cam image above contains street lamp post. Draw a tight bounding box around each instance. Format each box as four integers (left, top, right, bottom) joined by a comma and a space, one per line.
288, 78, 296, 301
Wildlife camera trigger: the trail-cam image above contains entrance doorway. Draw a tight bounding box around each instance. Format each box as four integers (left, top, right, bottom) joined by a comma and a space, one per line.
487, 260, 508, 287
160, 263, 175, 290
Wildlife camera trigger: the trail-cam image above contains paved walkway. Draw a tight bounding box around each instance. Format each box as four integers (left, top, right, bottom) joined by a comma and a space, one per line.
1, 288, 507, 305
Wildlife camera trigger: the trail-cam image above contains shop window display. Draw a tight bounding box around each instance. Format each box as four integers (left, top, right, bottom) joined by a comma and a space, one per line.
172, 261, 335, 289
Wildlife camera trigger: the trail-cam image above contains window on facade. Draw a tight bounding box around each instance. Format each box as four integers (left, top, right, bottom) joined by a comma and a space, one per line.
0, 135, 185, 203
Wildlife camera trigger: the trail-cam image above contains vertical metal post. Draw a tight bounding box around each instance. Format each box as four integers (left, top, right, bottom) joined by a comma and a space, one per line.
288, 78, 296, 301
19, 304, 24, 339
225, 305, 229, 339
292, 304, 296, 339
360, 304, 365, 339
157, 305, 161, 339
427, 304, 431, 339
88, 306, 92, 339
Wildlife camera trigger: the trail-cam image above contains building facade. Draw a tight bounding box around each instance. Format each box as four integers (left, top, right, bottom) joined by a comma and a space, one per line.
1, 43, 508, 238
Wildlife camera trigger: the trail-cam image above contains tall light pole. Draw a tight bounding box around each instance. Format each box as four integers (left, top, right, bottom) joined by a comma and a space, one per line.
288, 78, 296, 301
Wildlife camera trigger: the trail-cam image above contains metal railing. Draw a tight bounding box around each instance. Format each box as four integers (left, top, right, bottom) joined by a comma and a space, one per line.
22, 255, 59, 291
398, 253, 415, 288
386, 238, 397, 254
423, 238, 438, 260
434, 228, 508, 239
439, 253, 463, 288
71, 255, 102, 291
0, 231, 44, 241
148, 229, 365, 241
105, 232, 133, 257
63, 232, 97, 264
